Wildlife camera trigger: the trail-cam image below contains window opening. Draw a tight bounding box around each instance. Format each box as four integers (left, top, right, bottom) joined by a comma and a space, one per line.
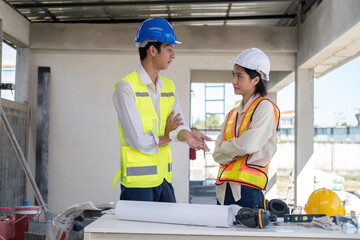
1, 41, 17, 101
189, 82, 240, 204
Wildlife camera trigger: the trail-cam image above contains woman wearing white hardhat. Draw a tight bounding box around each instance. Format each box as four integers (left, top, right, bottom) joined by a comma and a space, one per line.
213, 48, 280, 208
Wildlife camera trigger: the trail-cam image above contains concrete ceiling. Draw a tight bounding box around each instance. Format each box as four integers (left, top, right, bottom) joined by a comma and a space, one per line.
3, 0, 310, 26
3, 0, 359, 90
305, 22, 360, 78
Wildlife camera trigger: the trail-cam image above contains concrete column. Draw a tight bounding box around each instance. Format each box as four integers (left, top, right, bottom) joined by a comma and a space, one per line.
15, 48, 30, 103
0, 19, 2, 100
266, 158, 278, 199
267, 92, 277, 103
294, 69, 314, 207
265, 92, 277, 199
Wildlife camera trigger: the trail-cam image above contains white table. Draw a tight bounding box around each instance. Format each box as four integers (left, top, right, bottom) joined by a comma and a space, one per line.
84, 214, 360, 240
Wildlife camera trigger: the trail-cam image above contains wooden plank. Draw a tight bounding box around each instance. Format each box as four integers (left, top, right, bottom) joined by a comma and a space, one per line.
35, 66, 50, 203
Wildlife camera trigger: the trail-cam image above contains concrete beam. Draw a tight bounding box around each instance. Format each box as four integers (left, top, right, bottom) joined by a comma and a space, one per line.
191, 69, 293, 87
176, 26, 297, 53
311, 22, 360, 78
30, 23, 297, 53
266, 71, 292, 93
266, 93, 277, 104
30, 23, 138, 51
268, 72, 294, 93
15, 48, 30, 103
0, 0, 30, 47
188, 51, 295, 103
298, 0, 360, 76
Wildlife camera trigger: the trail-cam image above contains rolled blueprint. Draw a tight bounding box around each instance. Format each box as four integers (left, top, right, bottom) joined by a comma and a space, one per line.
115, 200, 240, 228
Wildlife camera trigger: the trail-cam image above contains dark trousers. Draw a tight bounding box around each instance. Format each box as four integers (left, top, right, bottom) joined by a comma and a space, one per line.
217, 183, 264, 208
120, 179, 176, 203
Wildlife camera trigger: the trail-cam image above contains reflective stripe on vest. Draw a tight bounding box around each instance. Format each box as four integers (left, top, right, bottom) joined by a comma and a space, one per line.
161, 92, 175, 97
126, 162, 172, 177
135, 92, 150, 97
112, 71, 175, 188
127, 166, 157, 177
216, 96, 280, 190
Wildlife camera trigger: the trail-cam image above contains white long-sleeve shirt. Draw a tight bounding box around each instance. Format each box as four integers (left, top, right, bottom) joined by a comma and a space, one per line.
213, 93, 278, 205
113, 64, 189, 155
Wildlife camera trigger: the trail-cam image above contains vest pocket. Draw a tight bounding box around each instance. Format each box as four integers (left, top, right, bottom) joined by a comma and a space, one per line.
123, 149, 159, 183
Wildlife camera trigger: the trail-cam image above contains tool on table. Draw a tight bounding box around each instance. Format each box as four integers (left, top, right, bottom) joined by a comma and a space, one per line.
291, 206, 302, 214
335, 215, 359, 229
256, 199, 289, 217
284, 214, 326, 223
235, 207, 277, 228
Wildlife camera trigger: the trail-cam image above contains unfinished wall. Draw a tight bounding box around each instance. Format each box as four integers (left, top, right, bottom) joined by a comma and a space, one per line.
0, 0, 30, 47
1, 0, 35, 208
29, 50, 136, 212
0, 100, 28, 210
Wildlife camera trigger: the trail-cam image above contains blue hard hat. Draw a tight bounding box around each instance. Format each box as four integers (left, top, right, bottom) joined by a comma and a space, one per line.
134, 17, 181, 46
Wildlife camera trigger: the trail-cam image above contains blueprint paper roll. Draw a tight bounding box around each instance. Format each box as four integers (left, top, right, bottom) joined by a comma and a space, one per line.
115, 200, 238, 228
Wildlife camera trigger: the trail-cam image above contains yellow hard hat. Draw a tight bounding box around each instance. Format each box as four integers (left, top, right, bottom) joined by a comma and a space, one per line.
304, 188, 346, 217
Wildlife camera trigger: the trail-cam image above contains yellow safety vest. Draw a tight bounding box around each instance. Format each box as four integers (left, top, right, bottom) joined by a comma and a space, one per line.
112, 71, 175, 188
216, 96, 280, 190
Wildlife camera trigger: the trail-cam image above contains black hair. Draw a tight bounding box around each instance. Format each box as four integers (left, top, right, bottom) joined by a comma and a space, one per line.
138, 42, 162, 61
243, 67, 267, 97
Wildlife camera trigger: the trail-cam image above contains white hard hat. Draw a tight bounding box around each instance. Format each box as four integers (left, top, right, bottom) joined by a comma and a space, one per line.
230, 48, 270, 81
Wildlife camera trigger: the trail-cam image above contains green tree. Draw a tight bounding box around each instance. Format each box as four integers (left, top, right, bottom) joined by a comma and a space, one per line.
206, 114, 221, 128
194, 118, 205, 129
193, 114, 221, 129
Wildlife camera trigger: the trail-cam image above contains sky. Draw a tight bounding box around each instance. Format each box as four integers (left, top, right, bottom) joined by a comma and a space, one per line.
2, 41, 360, 127
277, 56, 360, 127
1, 43, 17, 100
2, 43, 17, 63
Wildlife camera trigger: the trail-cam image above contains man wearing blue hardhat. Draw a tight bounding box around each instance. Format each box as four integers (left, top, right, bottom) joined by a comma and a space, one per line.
113, 17, 211, 202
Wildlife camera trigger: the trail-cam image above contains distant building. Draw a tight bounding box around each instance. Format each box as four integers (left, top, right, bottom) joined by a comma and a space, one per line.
279, 110, 295, 128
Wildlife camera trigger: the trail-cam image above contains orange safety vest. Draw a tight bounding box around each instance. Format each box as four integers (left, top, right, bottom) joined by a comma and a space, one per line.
215, 96, 280, 190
